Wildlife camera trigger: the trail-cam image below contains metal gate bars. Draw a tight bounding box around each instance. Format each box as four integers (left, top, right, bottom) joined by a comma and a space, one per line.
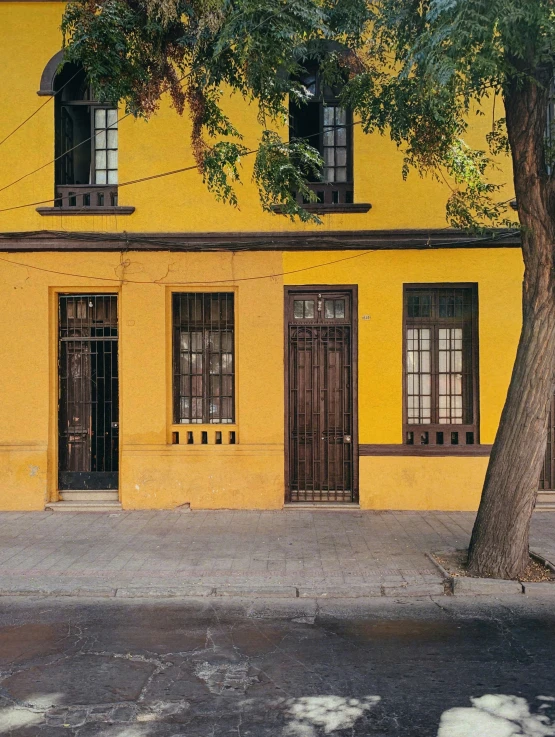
58, 294, 119, 490
286, 289, 356, 503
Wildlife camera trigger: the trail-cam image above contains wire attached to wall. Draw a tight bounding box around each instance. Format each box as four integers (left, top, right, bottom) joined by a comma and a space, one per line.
0, 69, 82, 149
0, 230, 520, 286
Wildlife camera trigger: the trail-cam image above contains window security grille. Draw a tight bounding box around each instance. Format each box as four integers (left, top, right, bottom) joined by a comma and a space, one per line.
172, 293, 235, 425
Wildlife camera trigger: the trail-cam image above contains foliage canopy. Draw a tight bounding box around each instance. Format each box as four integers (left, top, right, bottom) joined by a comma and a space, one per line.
61, 0, 555, 225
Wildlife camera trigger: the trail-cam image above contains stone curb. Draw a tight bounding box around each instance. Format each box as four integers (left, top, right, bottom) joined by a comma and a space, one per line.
214, 587, 298, 598
428, 550, 524, 596
521, 581, 555, 596
428, 549, 555, 596
116, 586, 215, 598
0, 582, 445, 599
452, 577, 523, 595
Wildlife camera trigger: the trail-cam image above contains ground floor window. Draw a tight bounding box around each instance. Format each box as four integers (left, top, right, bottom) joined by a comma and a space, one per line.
172, 293, 235, 424
403, 284, 479, 447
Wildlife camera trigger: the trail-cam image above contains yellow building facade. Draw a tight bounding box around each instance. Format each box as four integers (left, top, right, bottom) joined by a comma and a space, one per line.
0, 2, 527, 511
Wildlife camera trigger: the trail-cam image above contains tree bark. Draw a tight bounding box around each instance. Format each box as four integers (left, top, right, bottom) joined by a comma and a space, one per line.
467, 65, 555, 579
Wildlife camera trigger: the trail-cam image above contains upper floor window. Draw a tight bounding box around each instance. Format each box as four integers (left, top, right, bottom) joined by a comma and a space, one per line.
289, 62, 353, 206
54, 63, 119, 209
403, 285, 479, 448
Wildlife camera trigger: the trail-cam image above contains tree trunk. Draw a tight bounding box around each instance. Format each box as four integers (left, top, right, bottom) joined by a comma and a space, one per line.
467, 65, 555, 580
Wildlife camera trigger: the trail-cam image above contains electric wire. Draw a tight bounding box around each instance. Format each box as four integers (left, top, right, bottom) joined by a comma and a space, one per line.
0, 69, 82, 148
0, 120, 362, 214
0, 229, 520, 285
0, 72, 191, 198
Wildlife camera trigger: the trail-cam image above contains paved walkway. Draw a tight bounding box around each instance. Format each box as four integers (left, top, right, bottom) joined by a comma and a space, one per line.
0, 510, 552, 598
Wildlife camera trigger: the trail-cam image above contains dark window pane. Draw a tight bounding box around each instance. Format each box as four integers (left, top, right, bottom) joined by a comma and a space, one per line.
172, 293, 235, 424
404, 286, 476, 445
221, 332, 233, 352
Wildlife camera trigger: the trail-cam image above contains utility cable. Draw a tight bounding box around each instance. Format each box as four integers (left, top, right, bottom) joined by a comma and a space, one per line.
0, 69, 82, 148
0, 229, 520, 285
0, 73, 190, 197
0, 121, 362, 214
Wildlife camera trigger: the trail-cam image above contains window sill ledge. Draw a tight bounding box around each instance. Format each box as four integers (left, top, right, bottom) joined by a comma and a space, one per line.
272, 203, 372, 215
359, 444, 492, 457
37, 206, 135, 216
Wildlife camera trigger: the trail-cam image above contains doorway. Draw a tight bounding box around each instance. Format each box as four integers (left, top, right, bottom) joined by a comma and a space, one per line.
58, 294, 119, 490
285, 287, 357, 503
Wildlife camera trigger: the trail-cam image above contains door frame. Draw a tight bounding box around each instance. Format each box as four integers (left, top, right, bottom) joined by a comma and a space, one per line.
49, 287, 121, 501
283, 285, 359, 502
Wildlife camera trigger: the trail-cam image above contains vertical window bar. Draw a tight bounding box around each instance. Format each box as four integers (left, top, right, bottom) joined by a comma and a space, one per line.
173, 293, 235, 425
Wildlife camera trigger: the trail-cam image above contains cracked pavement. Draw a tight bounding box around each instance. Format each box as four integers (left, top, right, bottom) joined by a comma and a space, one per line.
1, 596, 555, 735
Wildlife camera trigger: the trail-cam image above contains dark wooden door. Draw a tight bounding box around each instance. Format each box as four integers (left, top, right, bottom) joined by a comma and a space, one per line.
58, 295, 119, 490
540, 395, 555, 490
286, 289, 356, 502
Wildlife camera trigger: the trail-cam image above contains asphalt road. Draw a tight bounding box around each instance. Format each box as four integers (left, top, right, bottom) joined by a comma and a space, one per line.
0, 595, 554, 736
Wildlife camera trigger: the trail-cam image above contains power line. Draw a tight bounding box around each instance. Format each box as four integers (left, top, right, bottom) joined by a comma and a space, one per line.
0, 73, 190, 197
0, 122, 361, 214
0, 69, 82, 149
0, 111, 133, 198
0, 248, 376, 283
0, 229, 519, 285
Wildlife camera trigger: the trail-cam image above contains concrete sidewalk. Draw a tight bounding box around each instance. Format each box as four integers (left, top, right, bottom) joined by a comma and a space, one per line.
0, 509, 552, 598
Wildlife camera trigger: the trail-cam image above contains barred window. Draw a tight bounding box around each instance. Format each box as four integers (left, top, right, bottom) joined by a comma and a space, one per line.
172, 294, 234, 424
404, 285, 479, 447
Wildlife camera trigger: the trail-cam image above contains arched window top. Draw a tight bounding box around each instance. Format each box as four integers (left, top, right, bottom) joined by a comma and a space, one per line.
295, 60, 346, 102
54, 62, 94, 102
290, 57, 353, 200
39, 52, 98, 100
38, 50, 64, 96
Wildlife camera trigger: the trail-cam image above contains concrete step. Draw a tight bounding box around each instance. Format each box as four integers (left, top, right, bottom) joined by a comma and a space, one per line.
284, 503, 361, 510
536, 491, 555, 511
60, 490, 119, 502
45, 500, 122, 512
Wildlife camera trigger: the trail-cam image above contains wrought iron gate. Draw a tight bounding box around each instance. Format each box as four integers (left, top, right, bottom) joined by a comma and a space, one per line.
58, 295, 119, 490
286, 289, 356, 503
540, 395, 555, 491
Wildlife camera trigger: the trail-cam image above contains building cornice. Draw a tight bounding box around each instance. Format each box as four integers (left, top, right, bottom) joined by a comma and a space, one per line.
0, 229, 521, 252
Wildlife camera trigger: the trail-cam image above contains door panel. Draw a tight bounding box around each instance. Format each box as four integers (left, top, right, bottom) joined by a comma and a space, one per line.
287, 290, 355, 502
58, 295, 119, 491
540, 395, 555, 491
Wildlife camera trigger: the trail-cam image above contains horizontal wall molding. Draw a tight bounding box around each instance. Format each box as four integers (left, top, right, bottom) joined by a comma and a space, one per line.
359, 444, 493, 457
37, 207, 136, 217
0, 229, 521, 252
272, 203, 372, 215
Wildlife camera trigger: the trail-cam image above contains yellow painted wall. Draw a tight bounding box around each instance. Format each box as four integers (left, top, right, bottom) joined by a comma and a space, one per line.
0, 4, 525, 511
359, 457, 490, 511
0, 3, 514, 234
0, 247, 523, 511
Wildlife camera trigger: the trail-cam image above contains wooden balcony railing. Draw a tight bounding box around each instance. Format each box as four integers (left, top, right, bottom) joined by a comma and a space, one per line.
295, 181, 354, 206
55, 184, 119, 209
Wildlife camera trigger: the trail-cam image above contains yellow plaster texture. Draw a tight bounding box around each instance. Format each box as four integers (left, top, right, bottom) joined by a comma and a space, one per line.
0, 248, 523, 510
359, 456, 490, 511
0, 3, 514, 233
0, 4, 525, 511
